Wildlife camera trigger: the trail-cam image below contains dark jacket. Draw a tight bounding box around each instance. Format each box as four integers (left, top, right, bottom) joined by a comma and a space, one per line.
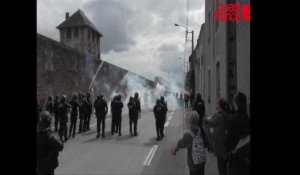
37, 130, 63, 173
160, 101, 168, 117
46, 101, 54, 114
127, 100, 135, 117
111, 99, 123, 117
226, 111, 250, 152
94, 98, 108, 116
224, 110, 250, 175
153, 103, 165, 121
70, 99, 79, 118
78, 98, 85, 119
193, 99, 205, 119
85, 98, 93, 116
132, 98, 141, 116
54, 99, 59, 115
205, 111, 228, 159
58, 102, 72, 122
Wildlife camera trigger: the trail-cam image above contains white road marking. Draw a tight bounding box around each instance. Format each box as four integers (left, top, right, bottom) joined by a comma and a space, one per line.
146, 145, 158, 166
164, 121, 170, 127
143, 146, 155, 165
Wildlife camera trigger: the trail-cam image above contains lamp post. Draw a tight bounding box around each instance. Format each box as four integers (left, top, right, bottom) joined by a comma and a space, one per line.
174, 23, 194, 54
175, 23, 194, 94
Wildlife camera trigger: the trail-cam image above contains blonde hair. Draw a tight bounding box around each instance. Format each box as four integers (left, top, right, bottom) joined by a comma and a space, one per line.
189, 111, 199, 126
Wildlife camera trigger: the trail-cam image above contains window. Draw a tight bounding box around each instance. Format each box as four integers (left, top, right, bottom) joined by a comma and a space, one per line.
74, 27, 79, 38
67, 28, 71, 39
88, 29, 90, 39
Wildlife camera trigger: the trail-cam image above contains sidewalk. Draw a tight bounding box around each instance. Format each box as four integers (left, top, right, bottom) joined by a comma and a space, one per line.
184, 107, 218, 175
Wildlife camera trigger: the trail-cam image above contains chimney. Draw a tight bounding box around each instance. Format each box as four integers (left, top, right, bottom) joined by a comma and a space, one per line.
66, 12, 69, 20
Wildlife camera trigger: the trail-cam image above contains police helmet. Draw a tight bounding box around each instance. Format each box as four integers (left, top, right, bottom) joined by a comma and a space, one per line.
134, 92, 139, 98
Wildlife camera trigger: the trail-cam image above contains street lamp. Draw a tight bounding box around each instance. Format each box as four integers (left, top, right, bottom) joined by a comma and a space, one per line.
174, 23, 194, 53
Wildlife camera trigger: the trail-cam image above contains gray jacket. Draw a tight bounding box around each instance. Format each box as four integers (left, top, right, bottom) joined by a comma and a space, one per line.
206, 112, 228, 159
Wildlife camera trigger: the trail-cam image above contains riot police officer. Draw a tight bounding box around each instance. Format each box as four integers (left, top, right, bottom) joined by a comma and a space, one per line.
111, 95, 123, 136
160, 96, 168, 137
53, 95, 60, 132
37, 111, 63, 175
46, 95, 54, 115
127, 96, 134, 136
132, 92, 141, 136
153, 99, 165, 141
94, 94, 108, 138
85, 92, 93, 131
69, 94, 79, 138
58, 95, 72, 142
78, 93, 85, 133
111, 95, 117, 135
193, 93, 205, 129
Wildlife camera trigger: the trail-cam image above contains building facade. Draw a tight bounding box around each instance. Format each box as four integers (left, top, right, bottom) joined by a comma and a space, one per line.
189, 0, 250, 116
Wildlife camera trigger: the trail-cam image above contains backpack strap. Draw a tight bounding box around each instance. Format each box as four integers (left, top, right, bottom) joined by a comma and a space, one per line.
187, 129, 201, 138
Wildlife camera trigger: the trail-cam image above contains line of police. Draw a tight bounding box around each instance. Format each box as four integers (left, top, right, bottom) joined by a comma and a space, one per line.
37, 91, 170, 175
38, 92, 171, 140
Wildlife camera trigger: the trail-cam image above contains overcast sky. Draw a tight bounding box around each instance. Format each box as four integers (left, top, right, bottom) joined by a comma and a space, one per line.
37, 0, 205, 85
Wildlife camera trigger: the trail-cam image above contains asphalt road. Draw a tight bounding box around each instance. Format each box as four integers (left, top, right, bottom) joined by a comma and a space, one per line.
52, 107, 218, 175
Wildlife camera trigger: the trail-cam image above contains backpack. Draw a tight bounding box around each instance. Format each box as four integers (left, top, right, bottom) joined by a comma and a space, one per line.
156, 104, 163, 113
187, 129, 206, 165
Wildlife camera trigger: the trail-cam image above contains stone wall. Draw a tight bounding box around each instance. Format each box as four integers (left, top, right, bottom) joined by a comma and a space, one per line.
37, 33, 155, 108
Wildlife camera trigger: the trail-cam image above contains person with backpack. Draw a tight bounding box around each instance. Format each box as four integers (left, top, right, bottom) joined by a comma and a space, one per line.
37, 111, 63, 175
204, 98, 230, 175
94, 94, 108, 138
193, 93, 208, 148
153, 99, 165, 141
226, 92, 250, 175
171, 111, 206, 175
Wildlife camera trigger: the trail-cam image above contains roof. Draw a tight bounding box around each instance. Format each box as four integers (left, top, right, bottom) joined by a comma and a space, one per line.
56, 9, 103, 37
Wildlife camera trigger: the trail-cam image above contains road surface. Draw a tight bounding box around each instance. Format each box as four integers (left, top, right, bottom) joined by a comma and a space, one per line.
52, 107, 218, 175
